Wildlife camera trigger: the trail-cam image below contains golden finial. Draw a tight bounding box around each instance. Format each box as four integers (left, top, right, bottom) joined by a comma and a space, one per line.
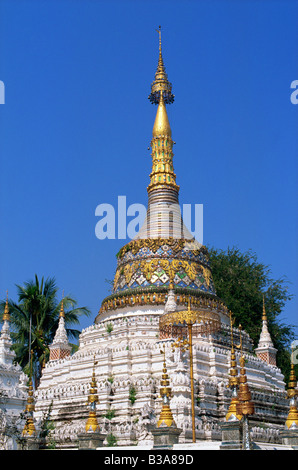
59, 291, 65, 319
156, 25, 162, 53
157, 344, 175, 427
149, 26, 174, 105
85, 355, 100, 433
3, 290, 10, 322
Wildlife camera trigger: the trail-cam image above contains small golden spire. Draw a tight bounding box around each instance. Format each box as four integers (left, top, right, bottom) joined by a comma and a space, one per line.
59, 291, 65, 319
3, 291, 10, 322
22, 377, 36, 436
285, 346, 298, 429
157, 345, 175, 427
226, 312, 242, 421
236, 326, 254, 417
228, 311, 238, 387
22, 350, 36, 437
85, 355, 100, 433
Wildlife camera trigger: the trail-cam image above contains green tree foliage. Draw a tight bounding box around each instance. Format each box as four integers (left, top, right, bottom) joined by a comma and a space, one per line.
208, 246, 296, 382
0, 275, 91, 383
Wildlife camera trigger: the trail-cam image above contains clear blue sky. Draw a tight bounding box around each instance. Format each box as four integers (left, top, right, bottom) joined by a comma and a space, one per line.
0, 0, 297, 337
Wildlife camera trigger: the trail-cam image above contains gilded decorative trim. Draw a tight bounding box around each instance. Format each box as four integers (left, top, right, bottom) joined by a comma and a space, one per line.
116, 237, 208, 260
98, 286, 228, 319
159, 308, 221, 329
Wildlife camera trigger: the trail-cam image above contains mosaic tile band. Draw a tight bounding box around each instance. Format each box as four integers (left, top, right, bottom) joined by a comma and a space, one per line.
113, 238, 216, 295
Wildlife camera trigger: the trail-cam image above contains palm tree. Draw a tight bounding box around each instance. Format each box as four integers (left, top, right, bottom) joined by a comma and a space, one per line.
0, 275, 91, 384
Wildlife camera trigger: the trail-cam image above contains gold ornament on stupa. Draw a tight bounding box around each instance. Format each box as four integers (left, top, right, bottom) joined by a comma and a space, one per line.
236, 326, 254, 417
59, 293, 65, 318
285, 347, 298, 429
226, 312, 242, 422
3, 291, 10, 322
22, 351, 36, 437
157, 345, 175, 428
148, 26, 174, 105
85, 356, 100, 433
147, 29, 179, 196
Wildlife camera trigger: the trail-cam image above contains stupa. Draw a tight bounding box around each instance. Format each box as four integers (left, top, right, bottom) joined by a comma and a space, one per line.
34, 30, 289, 449
0, 295, 28, 449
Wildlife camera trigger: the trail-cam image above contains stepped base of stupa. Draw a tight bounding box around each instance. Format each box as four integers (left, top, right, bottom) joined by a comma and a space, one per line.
34, 305, 288, 449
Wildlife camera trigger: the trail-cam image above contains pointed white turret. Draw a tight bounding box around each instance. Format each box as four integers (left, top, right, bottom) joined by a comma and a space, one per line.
49, 297, 72, 361
0, 293, 15, 365
0, 292, 28, 449
255, 295, 277, 366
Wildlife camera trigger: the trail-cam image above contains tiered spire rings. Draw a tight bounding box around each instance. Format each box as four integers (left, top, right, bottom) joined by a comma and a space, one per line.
148, 26, 174, 105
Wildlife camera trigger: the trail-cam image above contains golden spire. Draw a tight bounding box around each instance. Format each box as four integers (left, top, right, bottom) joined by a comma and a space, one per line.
59, 291, 65, 318
285, 346, 298, 429
236, 326, 254, 417
22, 350, 36, 437
228, 311, 238, 388
226, 312, 242, 421
157, 345, 175, 427
85, 355, 100, 433
3, 291, 10, 322
147, 28, 179, 196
